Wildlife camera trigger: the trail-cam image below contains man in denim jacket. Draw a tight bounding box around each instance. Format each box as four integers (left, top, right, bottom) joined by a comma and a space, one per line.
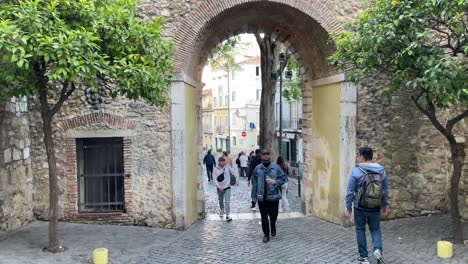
251, 150, 287, 243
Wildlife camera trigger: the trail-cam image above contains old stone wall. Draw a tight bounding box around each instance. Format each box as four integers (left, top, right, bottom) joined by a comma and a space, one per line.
356, 77, 468, 219
0, 97, 34, 231
28, 89, 173, 228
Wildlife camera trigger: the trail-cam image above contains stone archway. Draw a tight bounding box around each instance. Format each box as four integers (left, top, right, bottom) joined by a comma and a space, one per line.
170, 0, 357, 229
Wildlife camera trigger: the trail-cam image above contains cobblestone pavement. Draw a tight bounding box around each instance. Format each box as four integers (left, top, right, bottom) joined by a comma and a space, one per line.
203, 165, 303, 215
0, 216, 466, 264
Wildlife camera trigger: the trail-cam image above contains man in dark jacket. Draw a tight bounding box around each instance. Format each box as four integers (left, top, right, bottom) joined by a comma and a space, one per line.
251, 150, 286, 243
248, 149, 262, 209
203, 150, 216, 182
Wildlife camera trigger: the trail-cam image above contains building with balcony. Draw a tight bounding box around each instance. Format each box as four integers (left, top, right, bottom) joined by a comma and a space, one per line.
202, 88, 214, 151
275, 73, 303, 170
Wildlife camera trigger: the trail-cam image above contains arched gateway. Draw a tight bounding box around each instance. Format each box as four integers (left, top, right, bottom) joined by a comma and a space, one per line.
169, 0, 357, 228
3, 0, 461, 233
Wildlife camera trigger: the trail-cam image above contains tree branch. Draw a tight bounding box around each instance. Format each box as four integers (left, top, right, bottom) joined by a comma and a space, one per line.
412, 95, 449, 139
50, 82, 76, 117
446, 110, 468, 136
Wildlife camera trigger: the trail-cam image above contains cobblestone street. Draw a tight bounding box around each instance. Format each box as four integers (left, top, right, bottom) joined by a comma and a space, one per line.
0, 215, 466, 264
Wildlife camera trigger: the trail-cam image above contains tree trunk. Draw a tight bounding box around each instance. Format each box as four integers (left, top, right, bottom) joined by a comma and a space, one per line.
449, 141, 465, 244
255, 33, 279, 158
413, 100, 466, 244
38, 82, 61, 252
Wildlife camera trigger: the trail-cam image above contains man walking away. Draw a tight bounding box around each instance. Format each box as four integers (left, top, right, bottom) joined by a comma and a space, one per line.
248, 149, 262, 210
346, 147, 389, 264
251, 150, 287, 243
239, 151, 249, 178
214, 157, 239, 222
203, 150, 216, 182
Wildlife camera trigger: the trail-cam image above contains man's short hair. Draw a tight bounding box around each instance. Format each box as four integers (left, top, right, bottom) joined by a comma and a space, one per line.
218, 157, 225, 162
359, 147, 373, 161
261, 149, 271, 155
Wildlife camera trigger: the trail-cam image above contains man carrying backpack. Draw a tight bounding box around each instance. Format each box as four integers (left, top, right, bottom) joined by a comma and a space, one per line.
346, 147, 389, 264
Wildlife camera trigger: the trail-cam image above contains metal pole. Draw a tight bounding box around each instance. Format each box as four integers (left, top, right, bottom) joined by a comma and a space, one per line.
278, 62, 283, 158
227, 69, 231, 153
297, 161, 301, 197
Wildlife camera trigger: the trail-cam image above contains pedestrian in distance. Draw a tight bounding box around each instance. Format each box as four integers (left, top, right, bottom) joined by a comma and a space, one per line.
203, 150, 216, 182
248, 151, 254, 163
251, 150, 287, 243
235, 152, 242, 175
276, 156, 290, 212
248, 148, 262, 210
239, 151, 249, 178
346, 147, 389, 264
223, 151, 233, 168
214, 156, 239, 222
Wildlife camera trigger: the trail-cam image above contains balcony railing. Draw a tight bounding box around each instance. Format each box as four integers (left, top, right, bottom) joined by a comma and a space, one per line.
276, 118, 302, 130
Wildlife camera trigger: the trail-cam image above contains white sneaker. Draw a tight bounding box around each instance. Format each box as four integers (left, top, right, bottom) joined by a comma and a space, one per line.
219, 210, 224, 218
226, 216, 232, 222
374, 249, 385, 263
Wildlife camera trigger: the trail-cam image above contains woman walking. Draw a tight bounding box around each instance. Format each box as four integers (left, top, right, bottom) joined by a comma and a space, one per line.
214, 157, 239, 222
276, 156, 290, 212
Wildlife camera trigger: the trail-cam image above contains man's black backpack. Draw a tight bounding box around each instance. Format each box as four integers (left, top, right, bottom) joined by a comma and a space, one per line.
356, 166, 384, 209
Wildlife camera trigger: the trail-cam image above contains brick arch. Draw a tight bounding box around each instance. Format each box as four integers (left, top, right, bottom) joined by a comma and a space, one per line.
173, 0, 343, 81
61, 113, 136, 131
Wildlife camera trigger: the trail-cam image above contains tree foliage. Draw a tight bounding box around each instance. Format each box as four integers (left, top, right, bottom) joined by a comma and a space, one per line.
0, 0, 174, 105
329, 0, 467, 108
283, 55, 302, 102
208, 36, 242, 73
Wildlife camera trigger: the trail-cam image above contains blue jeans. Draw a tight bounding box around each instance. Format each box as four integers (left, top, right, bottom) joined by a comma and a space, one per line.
354, 208, 383, 258
217, 187, 231, 215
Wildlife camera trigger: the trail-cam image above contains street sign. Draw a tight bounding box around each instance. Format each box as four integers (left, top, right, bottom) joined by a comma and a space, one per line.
241, 131, 247, 137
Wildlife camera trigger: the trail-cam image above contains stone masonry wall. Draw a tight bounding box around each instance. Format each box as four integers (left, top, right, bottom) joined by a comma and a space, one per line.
0, 97, 34, 231
28, 89, 173, 228
356, 77, 468, 219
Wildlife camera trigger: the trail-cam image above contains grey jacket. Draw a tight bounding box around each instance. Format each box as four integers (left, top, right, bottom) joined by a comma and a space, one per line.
251, 163, 286, 201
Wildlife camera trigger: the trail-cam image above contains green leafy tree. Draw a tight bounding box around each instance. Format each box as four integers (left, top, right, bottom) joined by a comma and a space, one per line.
283, 56, 302, 102
0, 0, 173, 251
329, 0, 467, 243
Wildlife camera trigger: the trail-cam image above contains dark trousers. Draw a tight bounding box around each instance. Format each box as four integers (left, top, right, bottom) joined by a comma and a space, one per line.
258, 200, 279, 237
206, 165, 213, 181
240, 167, 248, 177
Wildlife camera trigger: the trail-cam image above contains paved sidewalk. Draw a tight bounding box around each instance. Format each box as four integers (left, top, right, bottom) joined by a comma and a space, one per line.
0, 215, 466, 264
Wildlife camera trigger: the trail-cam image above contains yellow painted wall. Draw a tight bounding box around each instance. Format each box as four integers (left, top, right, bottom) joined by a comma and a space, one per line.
185, 84, 198, 226
310, 83, 342, 224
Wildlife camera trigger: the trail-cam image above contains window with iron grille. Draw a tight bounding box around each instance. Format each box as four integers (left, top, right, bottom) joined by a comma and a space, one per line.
76, 138, 125, 212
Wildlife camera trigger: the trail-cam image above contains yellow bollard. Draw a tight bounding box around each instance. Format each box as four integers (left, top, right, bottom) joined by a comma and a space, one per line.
437, 241, 453, 259
93, 248, 108, 264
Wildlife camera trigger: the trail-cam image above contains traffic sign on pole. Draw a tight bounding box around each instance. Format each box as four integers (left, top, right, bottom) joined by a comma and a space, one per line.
241, 131, 247, 137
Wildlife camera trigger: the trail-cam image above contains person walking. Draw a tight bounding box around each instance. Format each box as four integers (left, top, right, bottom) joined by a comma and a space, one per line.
235, 152, 242, 176
239, 151, 249, 178
276, 156, 290, 212
251, 150, 287, 243
223, 151, 233, 168
214, 156, 239, 222
346, 147, 389, 264
203, 150, 216, 182
248, 149, 262, 210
